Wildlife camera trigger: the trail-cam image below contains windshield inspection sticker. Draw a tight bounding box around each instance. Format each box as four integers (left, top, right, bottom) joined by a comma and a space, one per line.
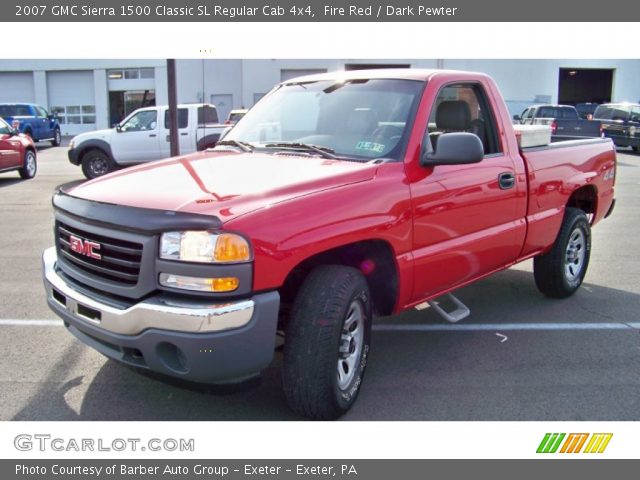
356, 141, 385, 153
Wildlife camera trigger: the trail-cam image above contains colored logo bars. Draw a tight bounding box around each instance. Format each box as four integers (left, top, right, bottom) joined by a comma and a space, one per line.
537, 433, 613, 454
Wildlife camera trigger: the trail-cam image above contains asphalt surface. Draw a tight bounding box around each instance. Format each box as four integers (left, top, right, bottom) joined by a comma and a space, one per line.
0, 141, 639, 421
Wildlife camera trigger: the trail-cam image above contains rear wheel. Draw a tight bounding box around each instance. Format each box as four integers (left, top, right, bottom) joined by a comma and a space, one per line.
632, 146, 639, 152
534, 207, 591, 298
51, 128, 61, 147
81, 149, 115, 179
18, 149, 37, 179
283, 265, 372, 419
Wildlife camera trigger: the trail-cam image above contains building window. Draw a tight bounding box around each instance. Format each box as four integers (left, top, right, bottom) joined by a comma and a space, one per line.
108, 68, 155, 80
51, 105, 96, 125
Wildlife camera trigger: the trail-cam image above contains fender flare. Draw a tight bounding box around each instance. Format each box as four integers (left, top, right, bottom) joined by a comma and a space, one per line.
76, 139, 115, 164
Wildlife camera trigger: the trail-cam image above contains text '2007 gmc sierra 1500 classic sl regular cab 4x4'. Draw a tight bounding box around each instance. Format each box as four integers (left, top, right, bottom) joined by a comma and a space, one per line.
42, 69, 616, 419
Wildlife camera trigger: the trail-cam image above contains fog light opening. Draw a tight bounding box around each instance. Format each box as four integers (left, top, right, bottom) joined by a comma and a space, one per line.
156, 342, 189, 373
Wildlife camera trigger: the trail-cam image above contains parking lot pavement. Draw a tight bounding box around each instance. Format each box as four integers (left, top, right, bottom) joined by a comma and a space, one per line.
1, 145, 639, 421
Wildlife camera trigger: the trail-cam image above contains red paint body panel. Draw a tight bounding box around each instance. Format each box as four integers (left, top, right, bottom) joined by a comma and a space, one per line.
63, 69, 617, 314
0, 131, 34, 171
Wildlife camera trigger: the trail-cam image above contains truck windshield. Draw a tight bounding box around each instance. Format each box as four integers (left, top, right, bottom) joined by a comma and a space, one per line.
224, 79, 424, 161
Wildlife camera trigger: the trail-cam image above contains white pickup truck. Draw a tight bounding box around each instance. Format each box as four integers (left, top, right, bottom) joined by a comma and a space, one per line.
68, 103, 228, 178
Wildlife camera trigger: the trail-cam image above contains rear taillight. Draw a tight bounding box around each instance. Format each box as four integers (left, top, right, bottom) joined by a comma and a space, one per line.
550, 120, 557, 134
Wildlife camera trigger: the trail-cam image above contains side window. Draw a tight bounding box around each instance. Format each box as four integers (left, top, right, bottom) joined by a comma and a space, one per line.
197, 105, 219, 125
525, 108, 535, 119
428, 83, 502, 155
0, 118, 11, 135
120, 110, 158, 132
164, 108, 188, 129
36, 106, 48, 117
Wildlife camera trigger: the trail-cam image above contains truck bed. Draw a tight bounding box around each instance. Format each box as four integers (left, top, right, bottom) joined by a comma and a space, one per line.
519, 137, 616, 257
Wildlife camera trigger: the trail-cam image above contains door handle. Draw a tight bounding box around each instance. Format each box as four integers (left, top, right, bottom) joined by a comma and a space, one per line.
180, 132, 188, 136
498, 172, 515, 190
149, 134, 157, 137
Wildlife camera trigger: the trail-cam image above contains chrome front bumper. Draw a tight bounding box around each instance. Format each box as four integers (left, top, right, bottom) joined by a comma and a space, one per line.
42, 247, 280, 383
42, 246, 254, 335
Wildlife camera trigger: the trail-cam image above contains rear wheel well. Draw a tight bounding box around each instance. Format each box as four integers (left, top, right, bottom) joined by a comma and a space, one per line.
567, 185, 597, 221
278, 240, 399, 324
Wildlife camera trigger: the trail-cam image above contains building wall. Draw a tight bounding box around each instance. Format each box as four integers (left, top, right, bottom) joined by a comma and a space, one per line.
1, 59, 639, 135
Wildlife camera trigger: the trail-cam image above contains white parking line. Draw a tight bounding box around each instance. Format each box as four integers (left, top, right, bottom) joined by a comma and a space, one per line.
0, 319, 64, 326
373, 322, 640, 331
0, 319, 639, 331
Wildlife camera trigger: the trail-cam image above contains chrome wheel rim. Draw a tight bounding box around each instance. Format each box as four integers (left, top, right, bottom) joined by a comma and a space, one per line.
337, 300, 365, 390
565, 228, 586, 283
25, 152, 36, 176
90, 157, 108, 176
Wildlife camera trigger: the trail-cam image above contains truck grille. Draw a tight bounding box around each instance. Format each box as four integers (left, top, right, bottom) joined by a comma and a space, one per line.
56, 222, 143, 286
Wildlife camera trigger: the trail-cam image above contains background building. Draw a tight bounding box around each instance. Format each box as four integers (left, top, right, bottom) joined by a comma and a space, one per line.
1, 59, 639, 135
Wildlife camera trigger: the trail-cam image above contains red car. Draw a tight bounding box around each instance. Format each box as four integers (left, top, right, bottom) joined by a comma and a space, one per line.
0, 117, 37, 179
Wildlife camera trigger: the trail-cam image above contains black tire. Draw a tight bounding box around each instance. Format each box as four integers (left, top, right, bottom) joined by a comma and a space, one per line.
533, 207, 591, 298
283, 265, 372, 420
51, 128, 61, 147
632, 146, 639, 153
81, 149, 115, 179
18, 149, 37, 179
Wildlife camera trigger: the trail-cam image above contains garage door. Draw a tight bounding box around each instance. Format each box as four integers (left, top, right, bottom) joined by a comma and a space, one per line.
47, 70, 96, 135
0, 72, 35, 103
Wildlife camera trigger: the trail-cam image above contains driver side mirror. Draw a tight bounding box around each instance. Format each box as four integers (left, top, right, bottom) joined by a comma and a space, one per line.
114, 123, 122, 132
420, 132, 484, 168
513, 114, 521, 122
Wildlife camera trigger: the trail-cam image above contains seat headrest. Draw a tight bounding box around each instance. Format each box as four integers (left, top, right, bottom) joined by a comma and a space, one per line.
345, 108, 378, 134
436, 101, 471, 131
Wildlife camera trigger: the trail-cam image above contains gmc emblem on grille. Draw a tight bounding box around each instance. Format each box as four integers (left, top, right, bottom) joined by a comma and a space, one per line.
69, 235, 102, 260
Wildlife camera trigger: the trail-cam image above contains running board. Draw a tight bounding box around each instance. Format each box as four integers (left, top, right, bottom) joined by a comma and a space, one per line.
415, 293, 471, 323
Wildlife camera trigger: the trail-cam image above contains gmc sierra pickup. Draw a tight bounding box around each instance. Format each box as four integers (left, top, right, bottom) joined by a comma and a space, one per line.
42, 69, 616, 419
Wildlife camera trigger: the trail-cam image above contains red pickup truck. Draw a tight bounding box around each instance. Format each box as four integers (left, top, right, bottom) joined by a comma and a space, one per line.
42, 69, 616, 419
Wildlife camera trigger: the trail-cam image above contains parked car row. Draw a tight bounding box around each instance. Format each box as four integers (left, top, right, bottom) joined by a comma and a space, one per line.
514, 101, 640, 151
515, 104, 603, 141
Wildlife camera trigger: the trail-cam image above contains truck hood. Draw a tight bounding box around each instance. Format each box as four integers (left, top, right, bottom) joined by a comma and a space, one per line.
65, 151, 379, 223
72, 128, 115, 145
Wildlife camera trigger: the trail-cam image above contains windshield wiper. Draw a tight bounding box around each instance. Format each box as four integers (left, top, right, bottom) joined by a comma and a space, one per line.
214, 139, 255, 152
262, 142, 338, 159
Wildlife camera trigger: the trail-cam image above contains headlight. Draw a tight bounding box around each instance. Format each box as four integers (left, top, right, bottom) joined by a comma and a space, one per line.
160, 231, 251, 263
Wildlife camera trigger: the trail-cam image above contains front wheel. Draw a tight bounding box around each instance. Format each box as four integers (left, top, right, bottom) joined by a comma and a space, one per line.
632, 146, 639, 153
283, 265, 372, 419
533, 207, 591, 298
81, 149, 115, 179
18, 150, 37, 179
